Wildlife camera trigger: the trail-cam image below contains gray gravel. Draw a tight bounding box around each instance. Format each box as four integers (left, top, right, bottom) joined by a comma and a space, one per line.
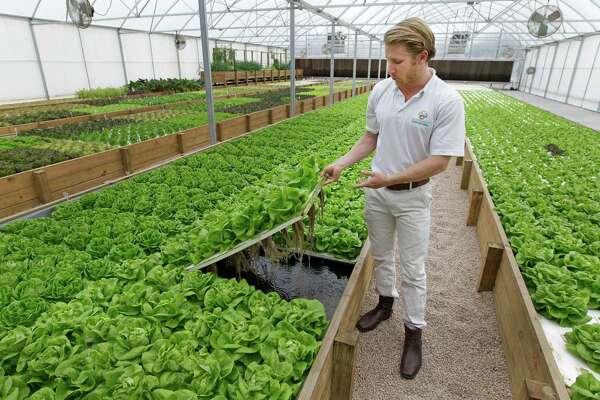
352, 161, 512, 400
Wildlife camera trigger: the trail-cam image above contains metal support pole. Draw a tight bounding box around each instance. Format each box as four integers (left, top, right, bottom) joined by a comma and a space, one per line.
377, 42, 382, 80
176, 43, 182, 79
117, 30, 129, 84
367, 38, 372, 86
290, 0, 296, 115
352, 31, 358, 96
149, 34, 156, 78
28, 20, 49, 100
544, 44, 559, 98
76, 28, 92, 89
565, 38, 584, 104
197, 0, 217, 144
329, 22, 335, 106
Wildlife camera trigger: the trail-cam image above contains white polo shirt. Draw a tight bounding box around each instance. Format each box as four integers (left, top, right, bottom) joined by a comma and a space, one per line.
366, 69, 465, 176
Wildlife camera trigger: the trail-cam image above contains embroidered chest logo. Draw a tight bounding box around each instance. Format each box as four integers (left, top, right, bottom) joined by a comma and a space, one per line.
411, 110, 431, 127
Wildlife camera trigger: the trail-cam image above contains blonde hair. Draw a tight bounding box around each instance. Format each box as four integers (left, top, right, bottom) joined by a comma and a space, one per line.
384, 17, 436, 61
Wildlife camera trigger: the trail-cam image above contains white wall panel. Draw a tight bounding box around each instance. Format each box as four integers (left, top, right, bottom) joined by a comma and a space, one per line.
0, 16, 46, 102
529, 47, 544, 94
151, 34, 178, 78
80, 26, 126, 88
568, 35, 600, 109
546, 41, 570, 101
557, 40, 582, 102
179, 38, 200, 79
532, 45, 553, 97
34, 23, 88, 97
122, 33, 154, 81
582, 66, 600, 110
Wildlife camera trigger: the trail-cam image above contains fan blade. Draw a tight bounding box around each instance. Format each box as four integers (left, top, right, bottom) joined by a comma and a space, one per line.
538, 23, 548, 37
530, 11, 545, 23
547, 10, 561, 21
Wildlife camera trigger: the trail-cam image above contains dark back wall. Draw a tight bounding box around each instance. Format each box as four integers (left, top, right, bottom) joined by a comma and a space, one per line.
295, 59, 513, 82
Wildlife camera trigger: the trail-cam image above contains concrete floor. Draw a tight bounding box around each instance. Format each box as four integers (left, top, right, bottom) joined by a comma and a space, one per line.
494, 90, 599, 132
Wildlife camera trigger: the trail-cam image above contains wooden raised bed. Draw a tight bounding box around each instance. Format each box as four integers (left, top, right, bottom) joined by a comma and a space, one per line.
0, 83, 313, 137
0, 84, 371, 222
203, 69, 303, 86
460, 139, 569, 400
297, 241, 373, 400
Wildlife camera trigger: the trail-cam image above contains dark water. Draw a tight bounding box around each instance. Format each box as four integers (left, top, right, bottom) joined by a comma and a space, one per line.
217, 254, 353, 319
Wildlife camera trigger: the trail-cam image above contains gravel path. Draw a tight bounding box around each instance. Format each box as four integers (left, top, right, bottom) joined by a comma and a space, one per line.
352, 161, 512, 400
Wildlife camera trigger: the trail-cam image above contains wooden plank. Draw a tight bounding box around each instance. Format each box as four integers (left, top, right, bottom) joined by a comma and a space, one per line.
331, 330, 359, 400
129, 134, 178, 157
0, 183, 37, 210
477, 242, 504, 292
466, 190, 483, 226
50, 170, 124, 200
32, 170, 52, 204
526, 379, 559, 400
300, 101, 305, 114
217, 116, 247, 140
0, 198, 41, 219
270, 106, 287, 122
248, 110, 269, 131
49, 158, 124, 193
460, 160, 473, 190
456, 156, 464, 166
120, 147, 133, 174
176, 133, 185, 154
43, 149, 122, 185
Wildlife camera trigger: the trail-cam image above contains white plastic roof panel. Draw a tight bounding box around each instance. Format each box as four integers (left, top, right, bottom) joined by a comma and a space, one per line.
2, 0, 599, 51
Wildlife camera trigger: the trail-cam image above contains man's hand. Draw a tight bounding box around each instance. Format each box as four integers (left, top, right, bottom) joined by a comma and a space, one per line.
321, 163, 344, 185
356, 169, 390, 189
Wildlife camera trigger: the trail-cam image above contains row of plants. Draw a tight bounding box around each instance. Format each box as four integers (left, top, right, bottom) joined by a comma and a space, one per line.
0, 80, 346, 128
0, 97, 370, 329
0, 82, 366, 178
127, 78, 204, 94
460, 90, 600, 397
76, 86, 128, 99
0, 94, 372, 398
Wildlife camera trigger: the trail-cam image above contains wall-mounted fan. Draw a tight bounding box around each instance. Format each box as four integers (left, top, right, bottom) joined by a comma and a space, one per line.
66, 0, 94, 29
527, 5, 562, 38
175, 34, 187, 50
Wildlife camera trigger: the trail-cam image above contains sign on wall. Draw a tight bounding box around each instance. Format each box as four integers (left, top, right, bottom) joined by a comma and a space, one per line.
448, 31, 471, 55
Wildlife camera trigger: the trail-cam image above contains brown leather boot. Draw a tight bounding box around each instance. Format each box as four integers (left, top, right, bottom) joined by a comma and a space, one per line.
400, 324, 422, 379
356, 296, 394, 333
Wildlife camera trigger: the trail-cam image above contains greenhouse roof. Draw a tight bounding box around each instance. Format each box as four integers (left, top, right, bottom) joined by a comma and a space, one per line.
3, 0, 600, 49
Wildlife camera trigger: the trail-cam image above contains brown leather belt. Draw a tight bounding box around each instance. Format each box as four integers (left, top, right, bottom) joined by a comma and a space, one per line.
386, 178, 430, 191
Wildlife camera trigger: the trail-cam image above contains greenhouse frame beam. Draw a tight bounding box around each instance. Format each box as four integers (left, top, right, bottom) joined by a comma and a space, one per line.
290, 0, 296, 115
155, 20, 599, 35
329, 21, 335, 106
93, 0, 506, 21
352, 30, 357, 95
120, 0, 149, 29
367, 38, 372, 87
197, 0, 217, 145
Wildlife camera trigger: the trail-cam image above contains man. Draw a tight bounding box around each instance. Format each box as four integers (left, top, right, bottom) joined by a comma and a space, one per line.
322, 17, 465, 379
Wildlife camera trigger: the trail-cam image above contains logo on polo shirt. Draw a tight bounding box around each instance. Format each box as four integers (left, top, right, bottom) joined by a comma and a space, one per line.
411, 110, 431, 127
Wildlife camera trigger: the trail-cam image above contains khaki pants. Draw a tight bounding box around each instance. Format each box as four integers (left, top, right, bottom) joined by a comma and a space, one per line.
364, 184, 432, 329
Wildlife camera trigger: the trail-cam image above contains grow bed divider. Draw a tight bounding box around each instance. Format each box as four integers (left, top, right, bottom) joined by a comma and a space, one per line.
186, 176, 325, 272
459, 139, 570, 400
